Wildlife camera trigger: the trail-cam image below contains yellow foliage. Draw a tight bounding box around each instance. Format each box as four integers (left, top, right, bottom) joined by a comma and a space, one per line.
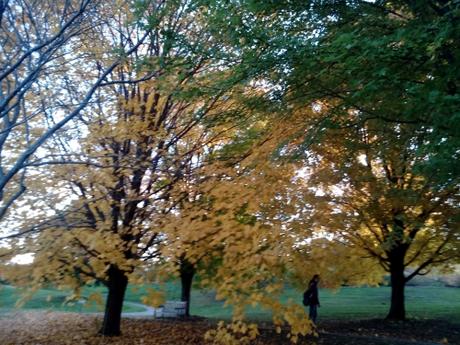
205, 321, 259, 345
86, 292, 104, 306
141, 288, 165, 308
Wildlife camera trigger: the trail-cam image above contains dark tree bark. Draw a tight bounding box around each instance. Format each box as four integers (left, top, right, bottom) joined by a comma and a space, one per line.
99, 265, 128, 336
179, 258, 196, 317
386, 247, 407, 320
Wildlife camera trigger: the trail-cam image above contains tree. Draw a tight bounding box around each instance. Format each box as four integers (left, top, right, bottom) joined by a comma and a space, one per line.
292, 118, 459, 320
178, 256, 196, 317
158, 112, 325, 342
7, 0, 251, 334
21, 85, 238, 335
200, 0, 460, 320
4, 0, 298, 338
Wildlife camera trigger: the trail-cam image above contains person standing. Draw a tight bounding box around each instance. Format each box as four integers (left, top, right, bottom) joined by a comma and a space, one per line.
303, 274, 320, 323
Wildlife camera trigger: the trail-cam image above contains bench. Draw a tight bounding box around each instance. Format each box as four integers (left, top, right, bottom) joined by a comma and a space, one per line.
153, 300, 187, 318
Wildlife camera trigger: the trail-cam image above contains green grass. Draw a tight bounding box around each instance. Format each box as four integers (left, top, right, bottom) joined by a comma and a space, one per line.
184, 285, 460, 322
0, 285, 143, 313
121, 283, 460, 322
2, 283, 459, 323
286, 286, 460, 321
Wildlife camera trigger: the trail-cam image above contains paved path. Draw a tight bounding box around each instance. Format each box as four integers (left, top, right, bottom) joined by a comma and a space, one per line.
122, 302, 156, 318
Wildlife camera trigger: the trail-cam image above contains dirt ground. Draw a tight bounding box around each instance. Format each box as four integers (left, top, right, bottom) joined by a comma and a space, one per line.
0, 312, 458, 345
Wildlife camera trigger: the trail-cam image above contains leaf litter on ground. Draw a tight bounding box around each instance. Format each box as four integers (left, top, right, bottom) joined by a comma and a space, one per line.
0, 311, 459, 345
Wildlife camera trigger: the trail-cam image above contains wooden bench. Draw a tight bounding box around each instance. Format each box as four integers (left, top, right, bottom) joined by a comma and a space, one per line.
153, 301, 187, 318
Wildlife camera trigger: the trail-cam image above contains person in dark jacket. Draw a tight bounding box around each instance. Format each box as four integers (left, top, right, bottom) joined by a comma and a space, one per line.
304, 274, 320, 323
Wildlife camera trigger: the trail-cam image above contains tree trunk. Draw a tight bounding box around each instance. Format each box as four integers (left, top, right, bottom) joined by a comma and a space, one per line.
99, 266, 128, 336
386, 258, 406, 320
179, 258, 195, 317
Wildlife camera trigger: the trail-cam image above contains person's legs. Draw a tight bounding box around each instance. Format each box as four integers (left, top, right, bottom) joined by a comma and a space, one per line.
309, 304, 317, 323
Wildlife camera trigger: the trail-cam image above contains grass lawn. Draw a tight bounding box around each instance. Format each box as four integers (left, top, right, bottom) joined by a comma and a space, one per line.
186, 285, 460, 322
1, 282, 459, 322
121, 282, 460, 322
0, 284, 143, 314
